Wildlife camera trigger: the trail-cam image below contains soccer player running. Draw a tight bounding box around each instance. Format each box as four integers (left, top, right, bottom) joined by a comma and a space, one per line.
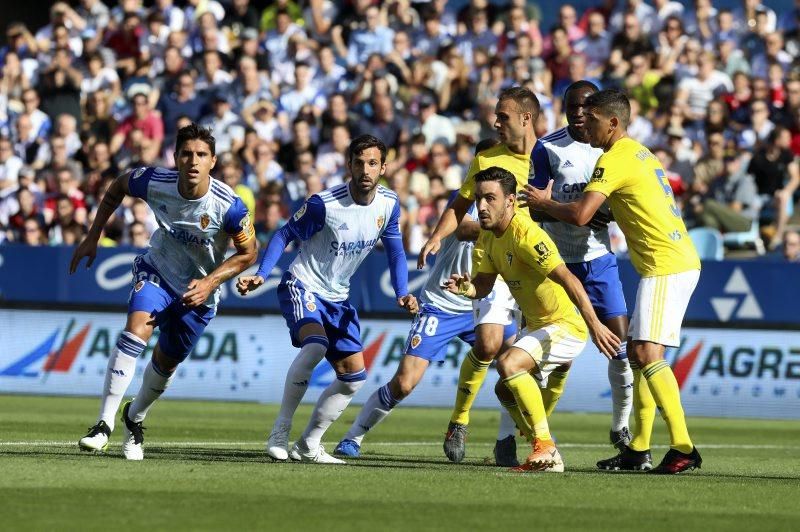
333, 191, 519, 465
74, 124, 258, 460
443, 166, 620, 472
529, 80, 634, 452
237, 134, 418, 464
418, 87, 540, 462
524, 89, 703, 474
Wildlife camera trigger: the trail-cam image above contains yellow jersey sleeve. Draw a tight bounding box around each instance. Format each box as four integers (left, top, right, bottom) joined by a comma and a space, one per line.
583, 155, 629, 197
459, 157, 480, 202
517, 227, 564, 278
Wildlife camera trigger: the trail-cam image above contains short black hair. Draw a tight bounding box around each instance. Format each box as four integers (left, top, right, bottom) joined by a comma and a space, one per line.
498, 86, 541, 122
348, 134, 387, 164
475, 137, 500, 154
474, 166, 516, 195
584, 89, 631, 127
175, 123, 216, 156
564, 80, 599, 100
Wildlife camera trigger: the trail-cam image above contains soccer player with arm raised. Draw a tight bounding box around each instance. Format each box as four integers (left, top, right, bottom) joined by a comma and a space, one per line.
75, 123, 258, 460
443, 166, 620, 473
524, 89, 703, 474
237, 134, 417, 464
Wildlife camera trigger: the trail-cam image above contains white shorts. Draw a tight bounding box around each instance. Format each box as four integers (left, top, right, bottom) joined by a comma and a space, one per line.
473, 279, 520, 327
628, 269, 700, 347
513, 324, 587, 385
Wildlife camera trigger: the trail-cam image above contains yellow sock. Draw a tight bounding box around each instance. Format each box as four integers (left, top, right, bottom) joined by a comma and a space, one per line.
503, 371, 551, 441
450, 350, 490, 425
499, 399, 533, 441
629, 365, 657, 452
643, 360, 693, 454
541, 370, 569, 417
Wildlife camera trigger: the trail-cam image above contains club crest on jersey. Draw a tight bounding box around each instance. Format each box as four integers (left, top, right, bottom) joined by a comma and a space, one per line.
134, 280, 145, 292
410, 334, 422, 349
305, 300, 317, 312
200, 213, 210, 229
293, 203, 307, 221
506, 251, 513, 265
376, 215, 385, 229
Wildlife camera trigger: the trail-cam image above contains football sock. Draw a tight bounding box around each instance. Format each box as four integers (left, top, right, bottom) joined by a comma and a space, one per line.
496, 407, 518, 440
628, 362, 657, 452
275, 336, 328, 426
98, 332, 145, 431
344, 384, 399, 445
642, 360, 694, 454
301, 369, 367, 451
450, 349, 490, 425
503, 371, 551, 441
129, 359, 175, 423
608, 345, 633, 432
498, 398, 533, 440
541, 369, 569, 417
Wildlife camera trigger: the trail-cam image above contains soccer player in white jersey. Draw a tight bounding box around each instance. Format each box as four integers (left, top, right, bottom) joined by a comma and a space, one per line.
74, 124, 258, 460
237, 134, 418, 464
333, 192, 521, 465
527, 80, 634, 452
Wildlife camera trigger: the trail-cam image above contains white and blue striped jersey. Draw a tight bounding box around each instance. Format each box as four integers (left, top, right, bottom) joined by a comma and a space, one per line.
128, 166, 252, 309
530, 127, 611, 263
270, 183, 407, 302
419, 199, 477, 314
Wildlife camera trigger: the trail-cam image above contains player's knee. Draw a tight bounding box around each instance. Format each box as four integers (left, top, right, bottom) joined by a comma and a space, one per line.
153, 346, 179, 373
473, 336, 502, 362
494, 379, 512, 401
336, 368, 367, 394
495, 352, 524, 379
392, 374, 418, 399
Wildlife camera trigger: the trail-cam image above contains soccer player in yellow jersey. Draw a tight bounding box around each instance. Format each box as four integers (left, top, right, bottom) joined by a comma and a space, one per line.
524, 89, 703, 474
444, 166, 621, 472
418, 87, 541, 463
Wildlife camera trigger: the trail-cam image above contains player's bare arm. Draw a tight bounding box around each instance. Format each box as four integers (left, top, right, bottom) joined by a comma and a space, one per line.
183, 233, 258, 307
418, 194, 471, 268
547, 263, 620, 359
522, 182, 607, 227
442, 272, 496, 300
454, 213, 481, 242
69, 171, 133, 274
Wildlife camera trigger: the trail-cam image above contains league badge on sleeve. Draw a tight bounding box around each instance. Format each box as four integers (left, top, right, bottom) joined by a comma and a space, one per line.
591, 167, 606, 183
293, 203, 307, 221
131, 167, 146, 179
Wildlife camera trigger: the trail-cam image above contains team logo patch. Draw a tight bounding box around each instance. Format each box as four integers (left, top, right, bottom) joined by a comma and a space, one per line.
134, 281, 145, 292
200, 213, 210, 229
410, 334, 422, 349
293, 203, 307, 221
591, 167, 606, 182
305, 301, 317, 312
131, 167, 146, 179
506, 251, 513, 265
376, 215, 385, 230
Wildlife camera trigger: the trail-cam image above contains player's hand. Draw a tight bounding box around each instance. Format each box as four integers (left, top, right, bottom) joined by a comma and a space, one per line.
397, 294, 418, 315
519, 181, 553, 210
236, 274, 265, 296
182, 277, 215, 307
588, 322, 621, 360
441, 272, 472, 296
417, 236, 441, 269
69, 236, 99, 274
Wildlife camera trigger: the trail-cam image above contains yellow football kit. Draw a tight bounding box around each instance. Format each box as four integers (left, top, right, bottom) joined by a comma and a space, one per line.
583, 137, 700, 277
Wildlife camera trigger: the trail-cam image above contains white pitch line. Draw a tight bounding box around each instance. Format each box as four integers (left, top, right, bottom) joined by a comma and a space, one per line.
0, 441, 796, 450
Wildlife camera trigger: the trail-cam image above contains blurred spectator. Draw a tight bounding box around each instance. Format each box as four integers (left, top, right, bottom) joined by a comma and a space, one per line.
43, 166, 86, 225
128, 220, 150, 248
199, 92, 245, 156
0, 137, 23, 191
21, 215, 47, 246
418, 92, 456, 148
690, 154, 762, 233
110, 91, 164, 160
782, 229, 800, 261
611, 12, 655, 60
48, 193, 85, 244
573, 11, 611, 78
315, 124, 349, 187
157, 71, 205, 144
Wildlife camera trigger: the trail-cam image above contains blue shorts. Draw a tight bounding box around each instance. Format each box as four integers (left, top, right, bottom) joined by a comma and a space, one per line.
128, 256, 215, 362
404, 304, 517, 363
566, 253, 627, 320
277, 272, 362, 361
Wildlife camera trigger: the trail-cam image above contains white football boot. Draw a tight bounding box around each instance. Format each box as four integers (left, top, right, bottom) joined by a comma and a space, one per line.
121, 401, 144, 461
78, 420, 111, 453
266, 420, 292, 460
291, 442, 346, 464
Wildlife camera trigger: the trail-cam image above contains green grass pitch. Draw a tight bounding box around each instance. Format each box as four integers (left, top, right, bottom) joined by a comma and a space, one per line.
1, 394, 799, 531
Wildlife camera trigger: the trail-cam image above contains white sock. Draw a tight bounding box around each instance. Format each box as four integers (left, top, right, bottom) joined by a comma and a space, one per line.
608, 345, 633, 432
275, 336, 328, 427
300, 369, 367, 451
128, 359, 175, 423
344, 384, 400, 445
496, 407, 517, 440
98, 332, 146, 431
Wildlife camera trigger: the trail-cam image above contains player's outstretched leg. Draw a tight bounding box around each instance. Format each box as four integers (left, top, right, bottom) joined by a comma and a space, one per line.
336, 355, 429, 458
267, 334, 328, 460
293, 355, 367, 464
79, 329, 148, 453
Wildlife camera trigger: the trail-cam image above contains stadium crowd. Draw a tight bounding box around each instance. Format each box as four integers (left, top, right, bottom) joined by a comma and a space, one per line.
1, 0, 800, 255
